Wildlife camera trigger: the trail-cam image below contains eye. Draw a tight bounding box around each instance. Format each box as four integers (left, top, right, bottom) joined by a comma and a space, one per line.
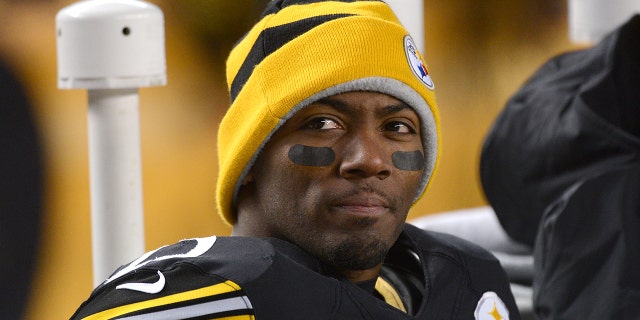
305, 117, 342, 130
384, 121, 416, 134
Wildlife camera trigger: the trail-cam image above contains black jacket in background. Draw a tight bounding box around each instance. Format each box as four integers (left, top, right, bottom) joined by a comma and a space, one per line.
480, 15, 640, 318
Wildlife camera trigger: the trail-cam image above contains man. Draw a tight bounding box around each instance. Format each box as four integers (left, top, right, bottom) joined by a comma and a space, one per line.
71, 1, 519, 319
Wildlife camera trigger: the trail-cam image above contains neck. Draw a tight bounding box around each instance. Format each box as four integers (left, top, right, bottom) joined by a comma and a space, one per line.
233, 207, 384, 283
234, 225, 384, 283
333, 265, 382, 283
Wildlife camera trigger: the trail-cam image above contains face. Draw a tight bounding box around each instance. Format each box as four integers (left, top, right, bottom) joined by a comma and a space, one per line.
237, 91, 425, 273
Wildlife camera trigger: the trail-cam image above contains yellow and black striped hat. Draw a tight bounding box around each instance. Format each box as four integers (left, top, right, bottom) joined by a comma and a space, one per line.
217, 0, 441, 224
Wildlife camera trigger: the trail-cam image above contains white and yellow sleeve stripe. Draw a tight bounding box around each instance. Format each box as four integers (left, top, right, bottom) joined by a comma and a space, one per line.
81, 280, 254, 320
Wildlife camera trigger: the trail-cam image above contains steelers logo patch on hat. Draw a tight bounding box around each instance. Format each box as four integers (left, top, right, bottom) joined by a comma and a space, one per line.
474, 291, 509, 320
404, 35, 435, 90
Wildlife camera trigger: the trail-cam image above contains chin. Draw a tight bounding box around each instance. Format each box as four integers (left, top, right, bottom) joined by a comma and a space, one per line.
325, 236, 389, 271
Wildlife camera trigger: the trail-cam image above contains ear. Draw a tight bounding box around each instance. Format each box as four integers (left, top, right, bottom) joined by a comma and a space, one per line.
241, 172, 255, 185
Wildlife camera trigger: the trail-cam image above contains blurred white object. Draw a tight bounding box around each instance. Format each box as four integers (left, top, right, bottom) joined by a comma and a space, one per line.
385, 0, 425, 52
57, 0, 166, 89
56, 0, 166, 286
569, 0, 640, 43
410, 206, 531, 254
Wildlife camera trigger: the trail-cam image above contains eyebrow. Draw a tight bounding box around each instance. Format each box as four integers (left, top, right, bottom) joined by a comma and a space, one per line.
315, 97, 413, 117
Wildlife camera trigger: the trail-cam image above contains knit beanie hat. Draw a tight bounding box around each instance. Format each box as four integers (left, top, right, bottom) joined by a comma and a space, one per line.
217, 0, 441, 225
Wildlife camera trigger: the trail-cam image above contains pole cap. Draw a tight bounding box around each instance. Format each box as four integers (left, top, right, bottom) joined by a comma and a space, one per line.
56, 0, 167, 89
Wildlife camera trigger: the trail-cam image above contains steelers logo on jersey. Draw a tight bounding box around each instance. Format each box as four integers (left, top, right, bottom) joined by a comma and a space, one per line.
474, 291, 509, 320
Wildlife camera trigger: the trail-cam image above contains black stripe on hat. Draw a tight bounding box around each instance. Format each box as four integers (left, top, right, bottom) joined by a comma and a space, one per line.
230, 14, 352, 102
262, 0, 383, 17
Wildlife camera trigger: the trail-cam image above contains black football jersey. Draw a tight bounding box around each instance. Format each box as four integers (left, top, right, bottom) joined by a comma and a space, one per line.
71, 224, 520, 319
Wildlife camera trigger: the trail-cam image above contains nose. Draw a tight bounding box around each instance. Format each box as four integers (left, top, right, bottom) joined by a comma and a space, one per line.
338, 131, 391, 180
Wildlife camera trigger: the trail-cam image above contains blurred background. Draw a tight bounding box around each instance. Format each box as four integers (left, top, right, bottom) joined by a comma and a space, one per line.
0, 0, 583, 318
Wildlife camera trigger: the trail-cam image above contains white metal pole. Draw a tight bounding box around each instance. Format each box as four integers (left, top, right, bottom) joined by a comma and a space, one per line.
88, 88, 145, 284
56, 0, 166, 287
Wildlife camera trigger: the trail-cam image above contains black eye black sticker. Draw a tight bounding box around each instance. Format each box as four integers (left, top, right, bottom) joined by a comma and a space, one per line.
288, 144, 336, 167
392, 151, 425, 171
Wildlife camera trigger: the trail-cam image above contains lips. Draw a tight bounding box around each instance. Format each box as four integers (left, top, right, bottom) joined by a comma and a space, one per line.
331, 193, 391, 216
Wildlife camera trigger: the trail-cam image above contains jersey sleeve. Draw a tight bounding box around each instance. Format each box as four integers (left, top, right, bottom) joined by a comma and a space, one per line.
70, 236, 271, 320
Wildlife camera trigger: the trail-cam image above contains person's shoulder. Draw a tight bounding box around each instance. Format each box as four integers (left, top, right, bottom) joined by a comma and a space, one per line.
108, 236, 279, 282
402, 224, 520, 319
70, 236, 279, 320
402, 224, 513, 294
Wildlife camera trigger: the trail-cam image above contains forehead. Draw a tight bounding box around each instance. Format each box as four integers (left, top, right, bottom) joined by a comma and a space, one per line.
290, 91, 418, 120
